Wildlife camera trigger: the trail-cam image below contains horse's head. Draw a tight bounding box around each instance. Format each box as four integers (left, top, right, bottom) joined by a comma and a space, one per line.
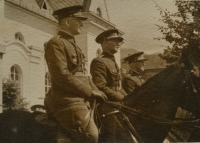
180, 47, 200, 77
178, 47, 200, 117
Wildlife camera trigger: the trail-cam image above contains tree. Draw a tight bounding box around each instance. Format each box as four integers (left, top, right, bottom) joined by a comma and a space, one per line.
155, 1, 200, 65
2, 79, 29, 111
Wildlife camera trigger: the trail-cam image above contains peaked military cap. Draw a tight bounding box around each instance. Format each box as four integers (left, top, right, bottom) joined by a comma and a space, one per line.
53, 5, 87, 21
96, 29, 124, 44
124, 52, 148, 62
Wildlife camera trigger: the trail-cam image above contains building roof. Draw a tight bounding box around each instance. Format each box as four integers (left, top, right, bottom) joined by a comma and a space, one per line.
35, 0, 44, 8
35, 0, 85, 11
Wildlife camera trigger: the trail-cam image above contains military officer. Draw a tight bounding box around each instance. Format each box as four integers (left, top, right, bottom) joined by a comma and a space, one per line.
122, 52, 148, 94
90, 29, 136, 143
44, 5, 107, 143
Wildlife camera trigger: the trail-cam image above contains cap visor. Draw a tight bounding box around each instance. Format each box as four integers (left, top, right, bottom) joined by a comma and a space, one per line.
137, 59, 148, 61
106, 37, 124, 42
75, 16, 88, 20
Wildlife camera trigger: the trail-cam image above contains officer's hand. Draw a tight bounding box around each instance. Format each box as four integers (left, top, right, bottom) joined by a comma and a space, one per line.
91, 90, 107, 103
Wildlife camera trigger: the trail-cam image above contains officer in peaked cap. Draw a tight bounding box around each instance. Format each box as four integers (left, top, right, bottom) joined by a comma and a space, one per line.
95, 29, 124, 44
53, 5, 88, 21
122, 51, 148, 94
44, 5, 107, 143
124, 51, 148, 63
91, 29, 125, 99
90, 29, 136, 143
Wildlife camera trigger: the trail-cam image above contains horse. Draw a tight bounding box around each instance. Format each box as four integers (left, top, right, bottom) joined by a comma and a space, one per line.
0, 109, 57, 143
119, 47, 200, 143
0, 47, 199, 143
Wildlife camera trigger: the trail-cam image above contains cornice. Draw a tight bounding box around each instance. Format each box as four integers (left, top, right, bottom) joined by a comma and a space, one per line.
83, 11, 124, 35
84, 11, 115, 30
0, 41, 43, 64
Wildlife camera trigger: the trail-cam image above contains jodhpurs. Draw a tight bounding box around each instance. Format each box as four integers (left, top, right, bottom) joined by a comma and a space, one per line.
54, 104, 98, 143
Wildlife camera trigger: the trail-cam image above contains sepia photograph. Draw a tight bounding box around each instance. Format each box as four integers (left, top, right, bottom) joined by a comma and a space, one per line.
0, 0, 200, 143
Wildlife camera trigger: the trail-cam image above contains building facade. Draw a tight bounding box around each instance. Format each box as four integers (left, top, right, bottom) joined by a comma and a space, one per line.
0, 0, 124, 112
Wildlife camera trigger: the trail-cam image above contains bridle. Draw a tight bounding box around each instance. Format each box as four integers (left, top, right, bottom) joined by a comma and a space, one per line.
181, 54, 200, 112
183, 65, 200, 99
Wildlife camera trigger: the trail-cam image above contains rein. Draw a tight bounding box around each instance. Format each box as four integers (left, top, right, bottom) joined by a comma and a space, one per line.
105, 101, 200, 128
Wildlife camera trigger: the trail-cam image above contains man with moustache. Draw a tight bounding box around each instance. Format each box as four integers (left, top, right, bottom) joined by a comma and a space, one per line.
90, 29, 136, 143
44, 5, 107, 143
122, 52, 148, 94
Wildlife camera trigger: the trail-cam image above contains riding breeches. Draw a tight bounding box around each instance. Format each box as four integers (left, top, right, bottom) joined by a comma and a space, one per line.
54, 104, 99, 143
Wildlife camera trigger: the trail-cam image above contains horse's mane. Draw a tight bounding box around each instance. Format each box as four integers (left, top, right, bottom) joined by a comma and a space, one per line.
125, 63, 183, 106
139, 47, 200, 94
181, 47, 200, 69
138, 63, 181, 93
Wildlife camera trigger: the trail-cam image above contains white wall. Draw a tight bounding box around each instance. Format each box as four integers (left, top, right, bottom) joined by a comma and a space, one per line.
0, 14, 51, 108
0, 18, 53, 50
87, 32, 101, 74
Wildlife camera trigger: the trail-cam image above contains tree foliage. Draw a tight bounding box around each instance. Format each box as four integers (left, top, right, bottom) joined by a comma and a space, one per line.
2, 79, 29, 111
156, 1, 200, 64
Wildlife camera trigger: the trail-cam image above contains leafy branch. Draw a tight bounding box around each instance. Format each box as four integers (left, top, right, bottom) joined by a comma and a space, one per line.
155, 1, 200, 64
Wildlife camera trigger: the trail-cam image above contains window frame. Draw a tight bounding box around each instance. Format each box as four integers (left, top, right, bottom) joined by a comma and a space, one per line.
97, 7, 102, 17
15, 32, 25, 43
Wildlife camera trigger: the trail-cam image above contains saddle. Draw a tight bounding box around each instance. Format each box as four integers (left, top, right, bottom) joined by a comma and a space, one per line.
30, 104, 57, 127
31, 105, 73, 142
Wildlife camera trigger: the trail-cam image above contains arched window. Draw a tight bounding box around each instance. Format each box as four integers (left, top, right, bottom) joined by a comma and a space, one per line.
10, 65, 22, 96
2, 65, 23, 111
45, 72, 51, 94
10, 66, 20, 83
97, 7, 102, 17
15, 32, 25, 43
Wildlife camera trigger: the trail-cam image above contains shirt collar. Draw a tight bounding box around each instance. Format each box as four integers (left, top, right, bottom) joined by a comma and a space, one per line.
58, 30, 75, 43
102, 51, 114, 56
102, 51, 116, 62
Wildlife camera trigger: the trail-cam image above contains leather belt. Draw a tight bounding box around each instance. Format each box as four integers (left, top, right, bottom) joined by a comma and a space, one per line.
74, 72, 88, 77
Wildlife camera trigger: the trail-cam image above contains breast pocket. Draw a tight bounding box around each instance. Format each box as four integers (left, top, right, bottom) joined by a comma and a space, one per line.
106, 68, 121, 86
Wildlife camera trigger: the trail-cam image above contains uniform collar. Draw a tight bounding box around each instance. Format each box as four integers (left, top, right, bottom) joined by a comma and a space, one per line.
58, 30, 75, 43
102, 51, 116, 62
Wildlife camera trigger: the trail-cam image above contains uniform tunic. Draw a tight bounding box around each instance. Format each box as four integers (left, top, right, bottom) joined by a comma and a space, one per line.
90, 51, 126, 100
122, 70, 145, 94
90, 51, 135, 143
45, 30, 98, 143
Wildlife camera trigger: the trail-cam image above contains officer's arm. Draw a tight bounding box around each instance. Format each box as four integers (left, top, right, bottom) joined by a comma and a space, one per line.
90, 58, 125, 101
45, 38, 93, 98
122, 78, 136, 95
